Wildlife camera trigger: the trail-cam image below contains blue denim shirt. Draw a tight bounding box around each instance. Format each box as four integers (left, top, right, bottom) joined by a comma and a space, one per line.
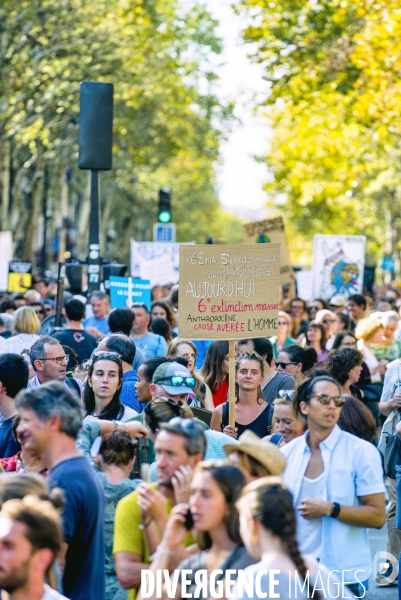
120, 370, 141, 413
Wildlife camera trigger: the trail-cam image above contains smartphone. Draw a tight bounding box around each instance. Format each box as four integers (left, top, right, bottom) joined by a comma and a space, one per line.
183, 507, 194, 531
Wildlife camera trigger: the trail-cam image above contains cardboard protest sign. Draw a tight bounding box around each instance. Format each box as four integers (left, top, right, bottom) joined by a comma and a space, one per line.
130, 240, 194, 286
312, 235, 366, 300
0, 232, 12, 291
109, 277, 151, 309
179, 244, 280, 340
242, 216, 292, 285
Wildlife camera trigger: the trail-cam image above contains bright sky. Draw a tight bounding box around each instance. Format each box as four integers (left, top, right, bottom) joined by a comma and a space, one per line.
204, 0, 272, 221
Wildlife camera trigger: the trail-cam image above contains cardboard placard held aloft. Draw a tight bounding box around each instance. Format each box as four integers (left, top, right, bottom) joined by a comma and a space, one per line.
178, 244, 280, 340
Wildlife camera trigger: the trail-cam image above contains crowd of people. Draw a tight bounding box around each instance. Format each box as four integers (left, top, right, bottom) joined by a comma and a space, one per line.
0, 276, 400, 599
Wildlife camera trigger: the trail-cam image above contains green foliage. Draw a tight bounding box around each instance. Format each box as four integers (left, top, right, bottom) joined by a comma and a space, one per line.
0, 0, 240, 264
237, 0, 401, 266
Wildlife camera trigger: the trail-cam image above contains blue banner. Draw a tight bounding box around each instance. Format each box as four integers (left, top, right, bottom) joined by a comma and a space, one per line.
109, 276, 151, 309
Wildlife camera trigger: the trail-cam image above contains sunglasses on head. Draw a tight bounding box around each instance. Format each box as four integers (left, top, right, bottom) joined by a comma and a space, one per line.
308, 394, 345, 407
275, 361, 297, 369
92, 351, 122, 362
155, 376, 196, 388
277, 390, 295, 400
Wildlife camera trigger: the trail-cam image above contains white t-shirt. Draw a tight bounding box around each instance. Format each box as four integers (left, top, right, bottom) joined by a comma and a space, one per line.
42, 584, 69, 600
295, 472, 325, 558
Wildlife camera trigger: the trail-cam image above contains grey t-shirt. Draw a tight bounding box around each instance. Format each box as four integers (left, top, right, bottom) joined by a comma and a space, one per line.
262, 371, 295, 405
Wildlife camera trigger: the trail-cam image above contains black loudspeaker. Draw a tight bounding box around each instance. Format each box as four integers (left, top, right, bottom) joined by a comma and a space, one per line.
103, 264, 128, 290
78, 82, 113, 170
65, 264, 83, 294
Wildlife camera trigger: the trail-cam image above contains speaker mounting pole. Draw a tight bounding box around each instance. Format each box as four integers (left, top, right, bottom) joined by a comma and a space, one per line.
88, 169, 101, 293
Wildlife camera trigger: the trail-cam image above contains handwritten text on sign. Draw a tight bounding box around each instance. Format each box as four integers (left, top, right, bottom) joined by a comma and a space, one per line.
178, 244, 280, 340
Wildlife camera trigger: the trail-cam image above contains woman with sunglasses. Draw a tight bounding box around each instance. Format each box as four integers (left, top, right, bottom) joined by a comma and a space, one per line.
167, 338, 214, 410
275, 344, 317, 386
270, 311, 297, 359
264, 391, 306, 446
83, 351, 138, 421
138, 461, 254, 600
210, 352, 272, 439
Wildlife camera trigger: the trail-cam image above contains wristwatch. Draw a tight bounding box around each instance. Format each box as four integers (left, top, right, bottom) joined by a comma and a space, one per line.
330, 502, 341, 518
139, 519, 152, 531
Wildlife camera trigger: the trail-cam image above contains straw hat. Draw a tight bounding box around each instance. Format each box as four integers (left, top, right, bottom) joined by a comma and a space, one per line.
223, 430, 286, 476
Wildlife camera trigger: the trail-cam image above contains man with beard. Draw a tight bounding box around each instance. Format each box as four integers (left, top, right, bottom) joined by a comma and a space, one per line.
114, 419, 206, 600
0, 495, 68, 599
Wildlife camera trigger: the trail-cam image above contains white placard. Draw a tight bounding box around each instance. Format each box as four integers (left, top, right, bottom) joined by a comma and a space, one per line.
296, 270, 313, 302
0, 232, 13, 291
312, 235, 366, 300
130, 240, 194, 286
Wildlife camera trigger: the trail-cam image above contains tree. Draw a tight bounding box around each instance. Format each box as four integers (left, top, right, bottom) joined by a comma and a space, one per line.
237, 0, 401, 266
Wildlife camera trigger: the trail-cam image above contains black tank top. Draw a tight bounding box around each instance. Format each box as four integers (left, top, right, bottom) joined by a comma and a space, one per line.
221, 401, 273, 438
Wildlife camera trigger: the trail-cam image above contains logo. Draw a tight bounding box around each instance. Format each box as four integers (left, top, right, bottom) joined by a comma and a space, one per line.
373, 551, 398, 585
73, 332, 84, 343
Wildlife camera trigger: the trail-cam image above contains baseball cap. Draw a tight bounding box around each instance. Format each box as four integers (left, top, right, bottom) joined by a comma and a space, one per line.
329, 295, 347, 307
152, 362, 196, 395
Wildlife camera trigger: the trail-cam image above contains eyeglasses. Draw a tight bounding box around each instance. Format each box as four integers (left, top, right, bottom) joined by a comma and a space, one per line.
309, 306, 320, 311
322, 319, 335, 324
275, 361, 297, 369
155, 376, 196, 388
92, 351, 122, 362
278, 321, 288, 326
277, 390, 295, 400
39, 355, 69, 365
35, 310, 44, 315
309, 394, 345, 407
44, 306, 54, 313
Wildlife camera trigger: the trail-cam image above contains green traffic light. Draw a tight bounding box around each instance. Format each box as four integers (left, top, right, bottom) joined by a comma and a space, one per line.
159, 211, 171, 223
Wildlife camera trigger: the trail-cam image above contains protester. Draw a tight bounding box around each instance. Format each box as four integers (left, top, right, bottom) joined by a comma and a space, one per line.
43, 298, 56, 318
0, 296, 18, 314
0, 312, 13, 338
167, 338, 214, 410
304, 322, 328, 363
337, 395, 376, 443
355, 318, 384, 381
15, 381, 106, 600
347, 293, 367, 327
0, 414, 47, 475
21, 348, 36, 379
371, 310, 401, 363
201, 340, 229, 407
0, 495, 68, 600
114, 419, 207, 600
378, 358, 401, 577
308, 298, 329, 321
281, 375, 385, 595
97, 334, 141, 413
329, 294, 347, 313
325, 348, 364, 399
2, 306, 40, 355
150, 300, 176, 332
289, 297, 309, 337
150, 361, 196, 404
135, 357, 173, 406
0, 354, 29, 458
84, 290, 110, 337
237, 338, 295, 404
233, 477, 346, 600
130, 302, 168, 358
315, 309, 336, 350
83, 351, 138, 421
275, 344, 317, 386
334, 311, 351, 333
265, 391, 306, 446
331, 331, 372, 391
33, 276, 52, 299
29, 301, 46, 322
269, 311, 297, 358
223, 429, 286, 482
211, 352, 272, 439
138, 461, 254, 600
107, 308, 145, 371
28, 336, 82, 397
52, 298, 97, 364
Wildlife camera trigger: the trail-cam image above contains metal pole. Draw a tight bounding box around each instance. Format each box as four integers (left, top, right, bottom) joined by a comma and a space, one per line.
87, 169, 102, 294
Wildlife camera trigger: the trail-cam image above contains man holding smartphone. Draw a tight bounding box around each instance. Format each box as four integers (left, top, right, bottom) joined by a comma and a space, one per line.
113, 419, 206, 600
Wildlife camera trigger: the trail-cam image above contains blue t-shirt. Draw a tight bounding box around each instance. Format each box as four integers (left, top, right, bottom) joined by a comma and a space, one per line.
48, 457, 105, 600
120, 370, 141, 413
83, 316, 109, 335
0, 417, 20, 458
132, 332, 168, 358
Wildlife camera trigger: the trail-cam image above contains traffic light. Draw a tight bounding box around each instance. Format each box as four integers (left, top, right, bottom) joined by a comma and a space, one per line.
158, 188, 172, 223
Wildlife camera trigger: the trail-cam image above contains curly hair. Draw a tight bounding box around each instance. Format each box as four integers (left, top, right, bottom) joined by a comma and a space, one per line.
324, 348, 364, 385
